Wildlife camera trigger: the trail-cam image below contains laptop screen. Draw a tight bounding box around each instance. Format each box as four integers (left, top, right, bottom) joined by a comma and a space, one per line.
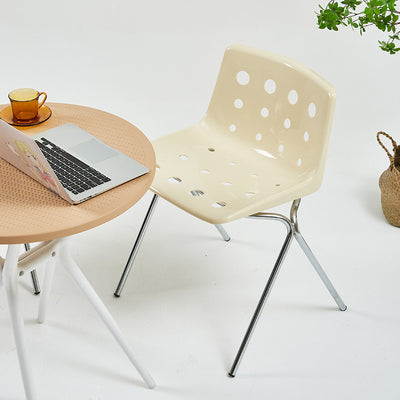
0, 119, 69, 200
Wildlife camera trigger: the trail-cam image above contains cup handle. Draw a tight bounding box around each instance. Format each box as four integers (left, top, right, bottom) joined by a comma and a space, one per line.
38, 92, 47, 109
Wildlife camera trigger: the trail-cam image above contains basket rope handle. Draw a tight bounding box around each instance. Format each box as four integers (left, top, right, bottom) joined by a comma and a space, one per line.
377, 131, 397, 160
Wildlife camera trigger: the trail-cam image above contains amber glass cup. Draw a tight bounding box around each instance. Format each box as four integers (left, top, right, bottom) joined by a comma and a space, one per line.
8, 88, 47, 122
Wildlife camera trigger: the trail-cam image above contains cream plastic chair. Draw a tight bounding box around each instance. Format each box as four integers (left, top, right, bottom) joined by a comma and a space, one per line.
114, 44, 347, 376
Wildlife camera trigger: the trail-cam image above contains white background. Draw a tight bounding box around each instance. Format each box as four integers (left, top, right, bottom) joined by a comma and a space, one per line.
0, 1, 399, 399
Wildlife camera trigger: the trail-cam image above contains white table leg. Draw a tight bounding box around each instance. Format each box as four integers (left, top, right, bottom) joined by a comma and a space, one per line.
38, 252, 57, 324
3, 244, 38, 400
58, 238, 156, 389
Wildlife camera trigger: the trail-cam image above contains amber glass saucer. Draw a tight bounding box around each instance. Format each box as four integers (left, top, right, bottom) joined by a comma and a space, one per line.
0, 105, 52, 126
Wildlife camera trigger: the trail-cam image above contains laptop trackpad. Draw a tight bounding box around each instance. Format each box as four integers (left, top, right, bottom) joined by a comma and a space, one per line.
70, 139, 118, 164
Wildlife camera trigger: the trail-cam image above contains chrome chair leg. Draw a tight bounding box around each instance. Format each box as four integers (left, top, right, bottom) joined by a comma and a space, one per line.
214, 224, 231, 242
30, 271, 40, 295
229, 213, 294, 377
290, 199, 347, 311
25, 244, 40, 295
114, 193, 159, 297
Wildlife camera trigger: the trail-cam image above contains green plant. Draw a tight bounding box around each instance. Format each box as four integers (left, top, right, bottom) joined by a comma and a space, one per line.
317, 0, 400, 54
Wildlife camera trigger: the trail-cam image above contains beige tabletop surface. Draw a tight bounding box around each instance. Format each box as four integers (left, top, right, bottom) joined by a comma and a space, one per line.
0, 103, 155, 244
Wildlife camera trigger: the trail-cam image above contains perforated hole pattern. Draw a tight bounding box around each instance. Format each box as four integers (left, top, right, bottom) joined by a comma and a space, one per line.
212, 201, 226, 208
260, 107, 269, 118
236, 71, 250, 85
228, 69, 320, 165
308, 102, 316, 118
234, 99, 243, 109
148, 47, 336, 224
288, 89, 298, 105
168, 177, 182, 183
264, 79, 276, 94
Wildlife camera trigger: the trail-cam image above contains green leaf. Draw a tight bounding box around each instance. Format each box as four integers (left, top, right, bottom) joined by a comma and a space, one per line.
364, 7, 374, 20
316, 0, 400, 54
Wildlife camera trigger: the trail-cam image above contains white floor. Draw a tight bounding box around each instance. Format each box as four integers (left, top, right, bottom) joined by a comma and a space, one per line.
1, 0, 400, 399
1, 190, 399, 400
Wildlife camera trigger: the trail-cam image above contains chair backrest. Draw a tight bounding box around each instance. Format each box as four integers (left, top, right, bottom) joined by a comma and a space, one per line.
204, 44, 336, 180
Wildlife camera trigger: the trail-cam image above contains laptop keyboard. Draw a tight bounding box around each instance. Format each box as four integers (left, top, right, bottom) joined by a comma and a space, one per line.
35, 137, 111, 195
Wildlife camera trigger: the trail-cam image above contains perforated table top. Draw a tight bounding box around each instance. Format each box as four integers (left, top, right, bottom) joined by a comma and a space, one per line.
0, 103, 155, 244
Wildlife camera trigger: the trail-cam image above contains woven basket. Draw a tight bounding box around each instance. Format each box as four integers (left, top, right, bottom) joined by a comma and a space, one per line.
377, 131, 400, 227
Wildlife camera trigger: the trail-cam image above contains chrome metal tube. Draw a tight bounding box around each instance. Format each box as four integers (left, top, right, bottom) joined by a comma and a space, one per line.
214, 224, 231, 241
229, 212, 294, 377
114, 194, 159, 297
290, 199, 347, 311
25, 244, 40, 295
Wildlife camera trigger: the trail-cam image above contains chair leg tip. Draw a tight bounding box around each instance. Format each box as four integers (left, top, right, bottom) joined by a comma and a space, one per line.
228, 372, 235, 378
113, 293, 120, 298
147, 381, 156, 389
34, 291, 41, 295
340, 305, 347, 311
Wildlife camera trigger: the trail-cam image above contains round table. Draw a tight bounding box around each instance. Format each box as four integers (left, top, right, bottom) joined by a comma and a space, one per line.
0, 103, 157, 399
0, 103, 155, 244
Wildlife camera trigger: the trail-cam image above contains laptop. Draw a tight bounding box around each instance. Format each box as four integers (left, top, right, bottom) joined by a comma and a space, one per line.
0, 120, 149, 204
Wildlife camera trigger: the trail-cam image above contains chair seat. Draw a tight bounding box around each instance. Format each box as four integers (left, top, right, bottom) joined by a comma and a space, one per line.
151, 122, 321, 224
